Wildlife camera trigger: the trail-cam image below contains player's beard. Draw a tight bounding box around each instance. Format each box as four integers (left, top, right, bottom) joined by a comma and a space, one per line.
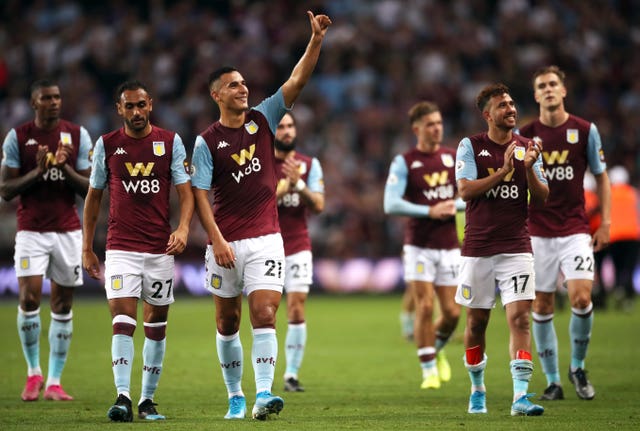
274, 137, 296, 152
127, 116, 148, 132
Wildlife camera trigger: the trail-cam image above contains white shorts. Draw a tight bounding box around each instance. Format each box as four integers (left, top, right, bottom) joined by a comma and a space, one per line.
204, 233, 285, 298
455, 253, 536, 308
104, 250, 175, 306
403, 245, 461, 286
14, 230, 83, 287
284, 250, 313, 294
531, 234, 594, 293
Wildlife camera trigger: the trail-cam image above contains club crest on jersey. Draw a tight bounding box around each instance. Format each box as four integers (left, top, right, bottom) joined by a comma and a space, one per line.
514, 146, 526, 161
210, 274, 222, 289
111, 275, 123, 291
60, 132, 72, 146
441, 153, 454, 168
298, 161, 308, 175
153, 141, 165, 156
566, 129, 579, 144
245, 120, 259, 135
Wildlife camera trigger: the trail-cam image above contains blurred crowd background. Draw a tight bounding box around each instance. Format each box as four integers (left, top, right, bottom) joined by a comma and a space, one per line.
1, 0, 639, 265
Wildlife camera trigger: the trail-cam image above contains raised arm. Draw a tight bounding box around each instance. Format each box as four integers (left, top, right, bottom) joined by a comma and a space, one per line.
281, 11, 332, 107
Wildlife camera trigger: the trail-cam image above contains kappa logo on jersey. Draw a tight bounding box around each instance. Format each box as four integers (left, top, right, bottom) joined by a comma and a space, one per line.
217, 140, 229, 149
567, 129, 579, 144
111, 275, 123, 291
410, 160, 424, 169
114, 147, 127, 155
153, 141, 165, 156
478, 149, 491, 157
441, 153, 454, 167
244, 120, 259, 135
25, 139, 38, 146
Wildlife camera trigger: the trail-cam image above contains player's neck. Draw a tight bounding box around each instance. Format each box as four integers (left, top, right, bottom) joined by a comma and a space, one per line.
416, 141, 438, 153
34, 117, 59, 131
219, 110, 245, 128
487, 127, 513, 145
125, 124, 152, 139
539, 106, 569, 128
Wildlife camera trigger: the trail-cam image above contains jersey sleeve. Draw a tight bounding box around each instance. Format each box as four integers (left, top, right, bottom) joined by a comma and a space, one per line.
532, 152, 548, 184
1, 129, 20, 168
170, 133, 191, 185
586, 123, 607, 175
89, 137, 107, 189
383, 154, 429, 217
307, 157, 324, 194
190, 135, 213, 190
254, 88, 289, 134
455, 138, 478, 181
75, 126, 93, 171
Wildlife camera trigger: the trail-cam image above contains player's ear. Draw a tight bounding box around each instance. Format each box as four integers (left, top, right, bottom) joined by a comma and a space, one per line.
148, 98, 153, 113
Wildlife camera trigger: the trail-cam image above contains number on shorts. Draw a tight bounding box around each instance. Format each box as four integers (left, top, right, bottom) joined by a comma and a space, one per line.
291, 263, 308, 279
511, 274, 530, 294
574, 255, 594, 272
264, 259, 283, 278
151, 279, 173, 298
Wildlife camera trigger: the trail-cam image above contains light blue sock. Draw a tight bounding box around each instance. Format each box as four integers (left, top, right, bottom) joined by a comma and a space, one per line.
112, 334, 134, 394
47, 311, 73, 386
141, 337, 165, 401
464, 354, 487, 392
285, 323, 306, 378
252, 328, 277, 394
510, 359, 533, 401
17, 307, 41, 374
217, 332, 243, 395
570, 305, 593, 370
532, 314, 560, 385
435, 330, 452, 352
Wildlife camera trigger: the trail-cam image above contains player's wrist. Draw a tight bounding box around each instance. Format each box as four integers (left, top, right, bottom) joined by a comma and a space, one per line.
294, 178, 306, 192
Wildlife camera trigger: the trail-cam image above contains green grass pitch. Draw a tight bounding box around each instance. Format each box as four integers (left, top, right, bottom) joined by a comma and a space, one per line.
0, 294, 638, 430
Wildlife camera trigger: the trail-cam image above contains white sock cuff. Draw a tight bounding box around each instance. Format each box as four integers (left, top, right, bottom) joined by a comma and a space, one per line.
417, 346, 436, 357
143, 321, 167, 328
253, 327, 276, 336
18, 306, 40, 316
571, 303, 593, 315
112, 314, 137, 326
532, 312, 554, 322
464, 354, 488, 371
288, 322, 306, 329
216, 331, 240, 341
51, 311, 73, 321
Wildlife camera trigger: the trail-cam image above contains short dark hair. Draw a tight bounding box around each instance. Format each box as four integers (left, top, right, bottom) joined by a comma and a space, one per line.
208, 66, 238, 90
30, 79, 58, 97
532, 65, 566, 87
115, 80, 149, 102
408, 101, 440, 125
476, 83, 510, 112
